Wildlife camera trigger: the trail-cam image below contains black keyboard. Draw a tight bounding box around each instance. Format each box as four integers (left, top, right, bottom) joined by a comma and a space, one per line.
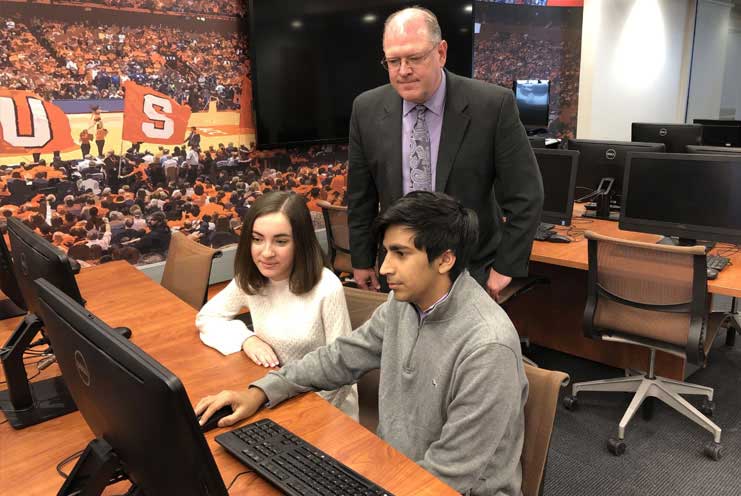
707, 255, 730, 272
215, 418, 394, 496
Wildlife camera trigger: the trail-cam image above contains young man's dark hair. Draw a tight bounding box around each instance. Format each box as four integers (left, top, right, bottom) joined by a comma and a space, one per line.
234, 191, 325, 296
373, 191, 478, 282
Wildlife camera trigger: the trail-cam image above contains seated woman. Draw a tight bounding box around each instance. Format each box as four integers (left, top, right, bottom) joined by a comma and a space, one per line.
196, 191, 358, 418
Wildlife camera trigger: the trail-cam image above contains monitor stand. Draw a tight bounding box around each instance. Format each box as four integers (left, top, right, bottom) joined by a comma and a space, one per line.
0, 297, 25, 320
657, 237, 716, 250
0, 314, 77, 429
582, 209, 620, 222
59, 438, 140, 496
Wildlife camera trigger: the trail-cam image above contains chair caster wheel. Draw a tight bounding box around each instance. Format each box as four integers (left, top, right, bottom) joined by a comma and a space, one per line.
703, 441, 722, 461
700, 399, 715, 417
562, 395, 578, 411
607, 437, 626, 456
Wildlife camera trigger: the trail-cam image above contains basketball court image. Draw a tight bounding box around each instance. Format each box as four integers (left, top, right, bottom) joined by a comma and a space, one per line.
1, 102, 255, 164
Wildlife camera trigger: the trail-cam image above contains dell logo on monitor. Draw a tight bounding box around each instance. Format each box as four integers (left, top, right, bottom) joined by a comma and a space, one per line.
75, 350, 91, 387
605, 149, 617, 160
659, 128, 668, 137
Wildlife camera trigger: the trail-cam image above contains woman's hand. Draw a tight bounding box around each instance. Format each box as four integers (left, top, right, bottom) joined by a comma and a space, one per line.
242, 336, 279, 367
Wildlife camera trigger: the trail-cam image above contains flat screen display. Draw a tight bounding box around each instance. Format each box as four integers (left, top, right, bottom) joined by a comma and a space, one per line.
621, 153, 741, 244
534, 149, 578, 226
249, 0, 474, 148
514, 79, 549, 127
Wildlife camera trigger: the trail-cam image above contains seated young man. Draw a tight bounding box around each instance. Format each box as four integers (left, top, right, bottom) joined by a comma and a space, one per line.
196, 191, 529, 496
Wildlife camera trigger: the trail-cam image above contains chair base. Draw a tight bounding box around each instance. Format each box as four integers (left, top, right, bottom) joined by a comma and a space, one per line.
570, 373, 721, 443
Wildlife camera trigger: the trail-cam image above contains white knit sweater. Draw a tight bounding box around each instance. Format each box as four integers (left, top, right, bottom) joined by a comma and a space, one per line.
196, 268, 358, 418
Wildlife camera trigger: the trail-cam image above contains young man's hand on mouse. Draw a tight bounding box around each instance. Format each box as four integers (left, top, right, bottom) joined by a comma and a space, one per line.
195, 388, 267, 428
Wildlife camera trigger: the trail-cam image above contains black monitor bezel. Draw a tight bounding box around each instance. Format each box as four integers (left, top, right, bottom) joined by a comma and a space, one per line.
533, 148, 579, 226
692, 118, 741, 126
619, 152, 741, 245
6, 217, 82, 317
0, 232, 27, 312
630, 122, 703, 153
34, 278, 228, 496
686, 145, 741, 155
567, 138, 666, 199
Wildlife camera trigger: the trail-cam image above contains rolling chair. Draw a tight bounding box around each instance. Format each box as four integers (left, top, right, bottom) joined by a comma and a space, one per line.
497, 275, 550, 365
343, 286, 388, 431
522, 363, 569, 496
160, 231, 222, 310
562, 231, 724, 459
317, 200, 353, 276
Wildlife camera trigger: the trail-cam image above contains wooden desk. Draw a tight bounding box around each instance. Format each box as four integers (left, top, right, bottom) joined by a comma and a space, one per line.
0, 261, 455, 496
509, 218, 741, 379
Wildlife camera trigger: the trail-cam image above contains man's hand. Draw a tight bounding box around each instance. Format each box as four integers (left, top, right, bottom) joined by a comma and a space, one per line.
486, 268, 512, 302
353, 267, 380, 292
195, 387, 267, 429
243, 336, 279, 367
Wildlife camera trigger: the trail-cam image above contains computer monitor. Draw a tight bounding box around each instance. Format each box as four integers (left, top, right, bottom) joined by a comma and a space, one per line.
0, 217, 83, 428
513, 79, 550, 129
0, 232, 26, 319
697, 124, 741, 148
6, 217, 83, 316
568, 139, 666, 204
620, 152, 741, 246
693, 119, 741, 126
34, 278, 228, 496
631, 123, 703, 153
533, 149, 579, 226
686, 145, 741, 155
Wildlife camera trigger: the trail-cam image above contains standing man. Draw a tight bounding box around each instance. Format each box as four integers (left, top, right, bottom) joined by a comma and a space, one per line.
348, 7, 543, 300
185, 126, 201, 149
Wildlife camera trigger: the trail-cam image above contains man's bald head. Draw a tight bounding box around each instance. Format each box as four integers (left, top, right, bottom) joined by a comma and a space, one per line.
383, 7, 442, 45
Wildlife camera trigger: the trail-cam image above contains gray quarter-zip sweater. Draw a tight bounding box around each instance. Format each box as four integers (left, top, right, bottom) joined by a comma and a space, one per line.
251, 271, 528, 496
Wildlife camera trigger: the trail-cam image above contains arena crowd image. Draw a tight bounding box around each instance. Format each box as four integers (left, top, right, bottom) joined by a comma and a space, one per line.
0, 0, 348, 267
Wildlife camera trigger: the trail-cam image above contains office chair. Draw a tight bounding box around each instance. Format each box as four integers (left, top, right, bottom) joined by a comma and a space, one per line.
343, 286, 388, 431
317, 200, 353, 276
497, 276, 550, 363
522, 363, 569, 496
722, 297, 739, 347
562, 231, 723, 459
160, 231, 222, 310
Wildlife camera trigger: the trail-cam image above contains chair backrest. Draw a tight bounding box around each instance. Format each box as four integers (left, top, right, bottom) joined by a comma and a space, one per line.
317, 200, 352, 274
161, 231, 222, 309
521, 363, 569, 496
343, 286, 387, 329
343, 286, 388, 431
584, 231, 708, 364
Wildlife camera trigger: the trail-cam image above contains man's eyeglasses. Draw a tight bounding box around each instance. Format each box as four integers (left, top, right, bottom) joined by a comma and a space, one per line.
381, 44, 438, 71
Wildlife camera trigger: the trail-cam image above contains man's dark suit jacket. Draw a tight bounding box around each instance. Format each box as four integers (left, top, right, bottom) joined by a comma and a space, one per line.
186, 132, 201, 149
348, 70, 543, 280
